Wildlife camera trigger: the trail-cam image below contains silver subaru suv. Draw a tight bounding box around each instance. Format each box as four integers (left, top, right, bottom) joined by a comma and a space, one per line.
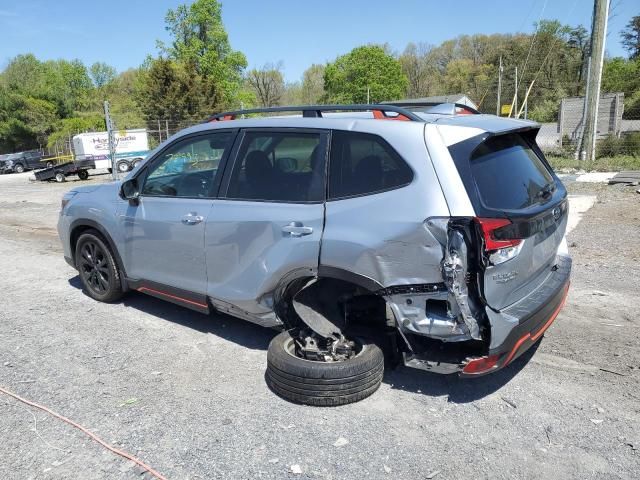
58, 104, 571, 406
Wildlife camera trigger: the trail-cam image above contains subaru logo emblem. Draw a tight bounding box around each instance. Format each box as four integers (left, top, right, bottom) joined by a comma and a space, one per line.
553, 207, 561, 221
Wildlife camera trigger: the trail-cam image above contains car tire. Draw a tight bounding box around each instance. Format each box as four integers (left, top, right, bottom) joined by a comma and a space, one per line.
117, 160, 130, 173
77, 169, 89, 180
46, 161, 54, 168
14, 163, 25, 173
55, 172, 66, 183
266, 330, 384, 406
75, 231, 124, 303
131, 159, 142, 169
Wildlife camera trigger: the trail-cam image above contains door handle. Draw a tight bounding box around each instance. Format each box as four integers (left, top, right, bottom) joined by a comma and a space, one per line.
181, 213, 204, 225
282, 222, 313, 237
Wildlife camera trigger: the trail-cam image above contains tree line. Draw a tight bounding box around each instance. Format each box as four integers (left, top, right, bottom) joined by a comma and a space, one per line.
0, 0, 638, 154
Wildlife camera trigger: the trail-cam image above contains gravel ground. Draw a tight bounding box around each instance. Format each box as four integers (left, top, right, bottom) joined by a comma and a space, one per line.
0, 171, 639, 480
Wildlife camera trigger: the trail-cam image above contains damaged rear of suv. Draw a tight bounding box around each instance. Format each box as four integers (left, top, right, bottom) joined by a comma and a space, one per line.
59, 104, 570, 406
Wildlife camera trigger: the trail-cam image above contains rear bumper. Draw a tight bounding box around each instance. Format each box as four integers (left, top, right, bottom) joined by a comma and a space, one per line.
461, 255, 571, 376
401, 255, 571, 376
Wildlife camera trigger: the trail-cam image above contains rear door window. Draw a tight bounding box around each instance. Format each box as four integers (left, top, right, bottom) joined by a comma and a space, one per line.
469, 134, 554, 210
328, 131, 413, 199
225, 131, 327, 202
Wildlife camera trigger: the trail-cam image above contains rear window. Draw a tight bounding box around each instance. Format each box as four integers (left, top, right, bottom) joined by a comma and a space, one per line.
469, 134, 553, 210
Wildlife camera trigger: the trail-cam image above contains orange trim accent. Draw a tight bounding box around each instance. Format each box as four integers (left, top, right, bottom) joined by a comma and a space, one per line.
137, 287, 208, 309
372, 110, 411, 121
209, 114, 235, 122
503, 282, 570, 366
501, 333, 531, 367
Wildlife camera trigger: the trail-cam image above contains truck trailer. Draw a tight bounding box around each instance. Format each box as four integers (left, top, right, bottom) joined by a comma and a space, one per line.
72, 129, 149, 173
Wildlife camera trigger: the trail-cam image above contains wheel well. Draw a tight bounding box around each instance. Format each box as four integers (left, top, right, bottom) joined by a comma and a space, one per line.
278, 277, 394, 336
70, 225, 95, 259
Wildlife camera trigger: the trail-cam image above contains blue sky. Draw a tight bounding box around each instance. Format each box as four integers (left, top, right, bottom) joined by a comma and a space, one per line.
0, 0, 636, 81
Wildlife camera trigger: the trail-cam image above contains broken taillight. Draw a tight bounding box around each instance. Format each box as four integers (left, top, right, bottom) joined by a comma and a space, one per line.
474, 218, 522, 251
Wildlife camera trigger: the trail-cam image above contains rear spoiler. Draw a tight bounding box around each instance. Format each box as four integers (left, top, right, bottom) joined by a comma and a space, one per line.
383, 102, 480, 115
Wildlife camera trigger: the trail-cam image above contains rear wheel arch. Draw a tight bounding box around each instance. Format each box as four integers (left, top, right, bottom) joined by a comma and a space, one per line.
275, 268, 393, 339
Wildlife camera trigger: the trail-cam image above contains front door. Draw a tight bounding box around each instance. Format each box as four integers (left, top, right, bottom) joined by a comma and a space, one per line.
205, 129, 328, 325
121, 131, 236, 298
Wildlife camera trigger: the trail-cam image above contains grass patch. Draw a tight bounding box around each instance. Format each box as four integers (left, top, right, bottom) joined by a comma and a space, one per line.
547, 155, 640, 172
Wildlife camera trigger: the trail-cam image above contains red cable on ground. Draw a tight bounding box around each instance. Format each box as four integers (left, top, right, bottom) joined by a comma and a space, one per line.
0, 385, 168, 480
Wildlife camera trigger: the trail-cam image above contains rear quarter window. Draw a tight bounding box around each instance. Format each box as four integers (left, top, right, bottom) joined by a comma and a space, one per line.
328, 131, 413, 199
468, 133, 554, 210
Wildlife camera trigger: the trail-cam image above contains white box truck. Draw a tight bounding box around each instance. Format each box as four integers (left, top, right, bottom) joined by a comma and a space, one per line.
72, 129, 150, 173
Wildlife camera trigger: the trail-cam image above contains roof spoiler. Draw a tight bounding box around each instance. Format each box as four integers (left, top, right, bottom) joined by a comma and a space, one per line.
383, 102, 480, 115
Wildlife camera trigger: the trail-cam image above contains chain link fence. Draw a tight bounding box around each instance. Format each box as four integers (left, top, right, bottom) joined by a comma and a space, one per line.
536, 91, 640, 161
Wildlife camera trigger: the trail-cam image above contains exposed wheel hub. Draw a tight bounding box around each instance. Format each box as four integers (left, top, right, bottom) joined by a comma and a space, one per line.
293, 329, 357, 362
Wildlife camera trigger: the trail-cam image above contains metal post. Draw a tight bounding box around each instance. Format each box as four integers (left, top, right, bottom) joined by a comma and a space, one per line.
367, 87, 370, 104
157, 119, 162, 144
582, 0, 610, 162
165, 119, 169, 139
514, 66, 518, 118
496, 56, 503, 116
103, 101, 117, 181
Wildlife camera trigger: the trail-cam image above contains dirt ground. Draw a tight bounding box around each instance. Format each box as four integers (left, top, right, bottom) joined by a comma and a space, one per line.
0, 171, 639, 480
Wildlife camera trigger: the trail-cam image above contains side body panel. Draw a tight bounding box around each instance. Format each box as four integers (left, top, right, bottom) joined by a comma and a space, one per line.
205, 200, 324, 326
321, 122, 450, 287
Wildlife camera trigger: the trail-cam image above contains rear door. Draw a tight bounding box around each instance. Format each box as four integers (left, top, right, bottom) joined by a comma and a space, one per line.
448, 130, 568, 310
205, 128, 328, 323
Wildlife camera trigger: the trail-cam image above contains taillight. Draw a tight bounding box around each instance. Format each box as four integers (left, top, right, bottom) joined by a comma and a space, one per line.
462, 354, 500, 374
474, 218, 522, 251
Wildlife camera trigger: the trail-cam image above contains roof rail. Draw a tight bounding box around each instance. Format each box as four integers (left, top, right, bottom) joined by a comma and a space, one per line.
383, 101, 480, 115
207, 104, 424, 122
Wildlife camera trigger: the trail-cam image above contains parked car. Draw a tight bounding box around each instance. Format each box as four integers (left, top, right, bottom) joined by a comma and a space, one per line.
0, 150, 54, 173
58, 104, 571, 406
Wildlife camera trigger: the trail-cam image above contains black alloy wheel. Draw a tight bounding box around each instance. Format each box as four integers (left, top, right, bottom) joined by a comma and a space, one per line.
75, 231, 123, 303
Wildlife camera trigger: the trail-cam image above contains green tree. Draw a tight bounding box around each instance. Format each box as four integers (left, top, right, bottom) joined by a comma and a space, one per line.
323, 45, 408, 103
301, 64, 325, 104
621, 15, 640, 59
89, 62, 117, 87
161, 0, 247, 107
46, 115, 105, 151
136, 57, 218, 123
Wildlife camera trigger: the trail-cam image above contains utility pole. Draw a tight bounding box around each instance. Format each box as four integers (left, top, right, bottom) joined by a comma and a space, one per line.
496, 56, 503, 116
514, 66, 518, 118
367, 87, 370, 104
103, 101, 117, 181
582, 0, 610, 162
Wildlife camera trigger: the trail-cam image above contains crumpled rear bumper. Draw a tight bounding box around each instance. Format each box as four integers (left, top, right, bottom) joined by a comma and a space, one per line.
402, 254, 571, 376
461, 255, 572, 376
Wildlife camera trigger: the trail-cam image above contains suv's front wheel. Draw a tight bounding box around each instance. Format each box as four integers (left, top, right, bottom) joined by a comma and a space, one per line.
266, 330, 384, 406
75, 231, 123, 303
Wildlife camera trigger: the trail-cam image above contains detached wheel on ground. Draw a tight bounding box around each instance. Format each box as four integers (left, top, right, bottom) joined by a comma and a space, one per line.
266, 330, 384, 406
75, 230, 123, 303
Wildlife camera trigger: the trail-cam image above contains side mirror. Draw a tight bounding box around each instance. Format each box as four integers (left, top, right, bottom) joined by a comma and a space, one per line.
120, 178, 140, 204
